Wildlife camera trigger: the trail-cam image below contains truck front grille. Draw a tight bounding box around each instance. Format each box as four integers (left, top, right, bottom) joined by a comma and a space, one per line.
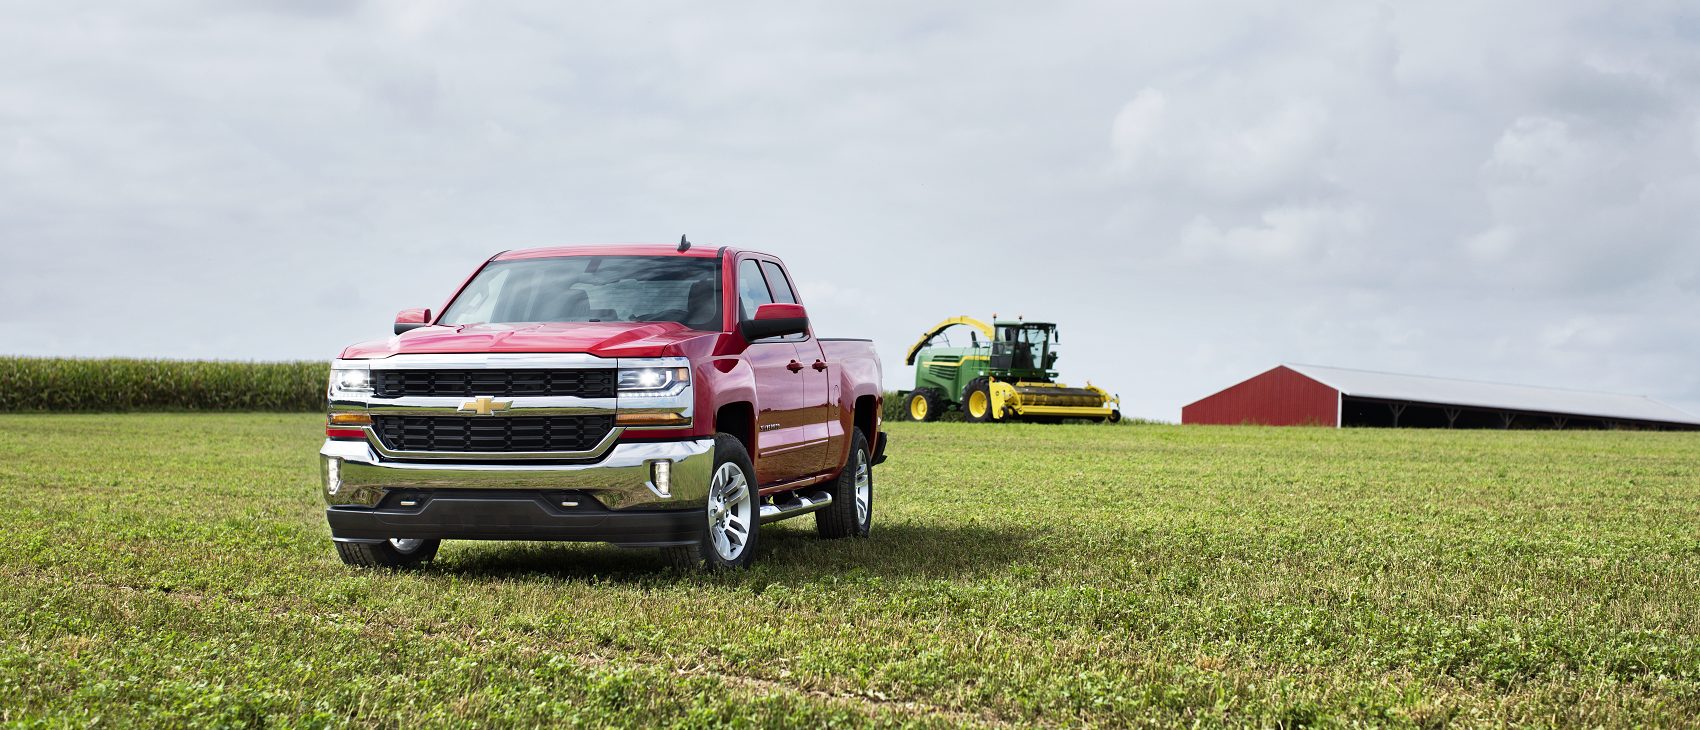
372, 415, 615, 453
372, 369, 616, 399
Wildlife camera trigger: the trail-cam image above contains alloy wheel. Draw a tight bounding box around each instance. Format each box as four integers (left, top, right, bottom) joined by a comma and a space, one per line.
853, 448, 870, 527
707, 461, 753, 561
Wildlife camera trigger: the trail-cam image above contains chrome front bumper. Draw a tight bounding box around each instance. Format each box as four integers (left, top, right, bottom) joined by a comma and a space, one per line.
320, 437, 714, 510
319, 437, 713, 547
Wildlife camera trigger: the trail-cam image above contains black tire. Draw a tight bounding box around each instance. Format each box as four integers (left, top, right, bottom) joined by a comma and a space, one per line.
961, 377, 994, 423
663, 433, 760, 570
1107, 409, 1123, 424
905, 388, 943, 422
336, 538, 440, 569
817, 429, 872, 538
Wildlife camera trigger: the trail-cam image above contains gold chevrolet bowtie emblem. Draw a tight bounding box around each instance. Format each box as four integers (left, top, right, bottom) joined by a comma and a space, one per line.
457, 396, 513, 416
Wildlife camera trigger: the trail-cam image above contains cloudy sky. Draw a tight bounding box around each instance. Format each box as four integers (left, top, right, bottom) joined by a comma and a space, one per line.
4, 0, 1699, 421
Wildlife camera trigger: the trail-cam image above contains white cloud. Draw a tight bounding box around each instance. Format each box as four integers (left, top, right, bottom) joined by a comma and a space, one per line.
1195, 100, 1333, 198
1337, 4, 1400, 88
327, 44, 443, 120
1463, 224, 1518, 262
1111, 88, 1168, 170
7, 136, 57, 175
1484, 116, 1584, 185
1693, 115, 1700, 162
1109, 90, 1334, 201
1468, 112, 1700, 293
1181, 203, 1368, 261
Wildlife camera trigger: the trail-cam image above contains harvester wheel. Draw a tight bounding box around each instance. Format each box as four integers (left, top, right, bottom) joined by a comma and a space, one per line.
905, 388, 942, 422
961, 378, 994, 423
1107, 409, 1123, 424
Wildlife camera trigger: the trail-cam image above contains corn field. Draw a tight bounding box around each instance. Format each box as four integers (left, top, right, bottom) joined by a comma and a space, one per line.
0, 357, 329, 412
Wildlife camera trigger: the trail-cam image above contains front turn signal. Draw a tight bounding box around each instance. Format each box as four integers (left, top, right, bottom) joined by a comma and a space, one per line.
615, 413, 691, 426
326, 413, 373, 439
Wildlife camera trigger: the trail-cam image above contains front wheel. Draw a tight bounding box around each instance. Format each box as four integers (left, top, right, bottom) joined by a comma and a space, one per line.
664, 433, 760, 570
906, 388, 943, 422
817, 429, 872, 538
961, 378, 993, 423
336, 538, 440, 569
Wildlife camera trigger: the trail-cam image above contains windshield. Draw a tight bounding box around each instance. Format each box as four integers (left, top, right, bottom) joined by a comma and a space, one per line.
440, 256, 722, 330
997, 326, 1052, 345
994, 324, 1055, 370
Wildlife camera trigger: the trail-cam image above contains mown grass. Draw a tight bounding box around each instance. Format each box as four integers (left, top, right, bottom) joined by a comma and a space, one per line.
0, 358, 328, 412
1, 415, 1697, 728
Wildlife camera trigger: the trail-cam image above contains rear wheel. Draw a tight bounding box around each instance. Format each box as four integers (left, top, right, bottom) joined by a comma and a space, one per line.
336, 538, 440, 569
817, 429, 872, 538
961, 378, 993, 423
905, 388, 943, 422
664, 433, 760, 570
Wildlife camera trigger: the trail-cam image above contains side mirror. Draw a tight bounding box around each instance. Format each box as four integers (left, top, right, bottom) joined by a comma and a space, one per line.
394, 308, 432, 335
738, 303, 808, 341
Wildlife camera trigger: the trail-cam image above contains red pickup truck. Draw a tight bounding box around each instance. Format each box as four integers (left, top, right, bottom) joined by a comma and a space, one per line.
319, 243, 886, 569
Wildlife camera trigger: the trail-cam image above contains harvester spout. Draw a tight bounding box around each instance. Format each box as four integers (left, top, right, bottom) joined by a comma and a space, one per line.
904, 316, 995, 366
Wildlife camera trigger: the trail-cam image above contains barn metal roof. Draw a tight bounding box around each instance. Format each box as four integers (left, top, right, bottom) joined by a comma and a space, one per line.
1284, 364, 1700, 425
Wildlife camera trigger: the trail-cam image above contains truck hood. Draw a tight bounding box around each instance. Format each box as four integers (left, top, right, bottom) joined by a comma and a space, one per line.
340, 321, 707, 360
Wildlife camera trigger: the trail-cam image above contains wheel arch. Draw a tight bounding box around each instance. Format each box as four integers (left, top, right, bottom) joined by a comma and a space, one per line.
853, 394, 878, 442
714, 401, 756, 456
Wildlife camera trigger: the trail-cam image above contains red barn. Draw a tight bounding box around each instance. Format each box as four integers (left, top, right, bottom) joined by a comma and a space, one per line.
1182, 364, 1700, 430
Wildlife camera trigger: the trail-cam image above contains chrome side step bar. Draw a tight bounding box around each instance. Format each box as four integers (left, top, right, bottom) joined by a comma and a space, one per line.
759, 491, 833, 524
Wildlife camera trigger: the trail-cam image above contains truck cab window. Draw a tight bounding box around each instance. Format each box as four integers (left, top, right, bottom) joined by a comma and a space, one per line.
737, 259, 773, 318
738, 259, 807, 342
759, 261, 798, 304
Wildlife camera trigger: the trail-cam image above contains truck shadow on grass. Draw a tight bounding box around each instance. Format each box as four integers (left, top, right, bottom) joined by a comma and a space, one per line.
425, 521, 1035, 584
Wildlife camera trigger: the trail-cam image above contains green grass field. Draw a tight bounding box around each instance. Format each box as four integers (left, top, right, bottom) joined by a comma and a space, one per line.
2, 414, 1697, 728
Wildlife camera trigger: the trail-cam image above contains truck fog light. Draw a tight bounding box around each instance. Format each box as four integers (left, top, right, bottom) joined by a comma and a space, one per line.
649, 460, 672, 497
325, 457, 342, 496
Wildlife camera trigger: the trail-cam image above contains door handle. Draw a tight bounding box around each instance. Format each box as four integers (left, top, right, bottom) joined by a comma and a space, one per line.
787, 361, 804, 373
812, 360, 828, 371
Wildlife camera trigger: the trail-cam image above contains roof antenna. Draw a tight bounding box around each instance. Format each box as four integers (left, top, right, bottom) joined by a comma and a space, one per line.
677, 235, 691, 253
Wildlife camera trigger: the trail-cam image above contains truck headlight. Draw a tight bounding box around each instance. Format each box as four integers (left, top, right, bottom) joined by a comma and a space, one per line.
329, 369, 372, 396
617, 367, 689, 397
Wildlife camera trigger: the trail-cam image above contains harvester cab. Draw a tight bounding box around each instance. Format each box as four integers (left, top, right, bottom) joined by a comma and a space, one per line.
902, 316, 1121, 424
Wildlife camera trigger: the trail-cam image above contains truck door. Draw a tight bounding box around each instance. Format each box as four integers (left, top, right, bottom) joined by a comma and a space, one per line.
737, 258, 816, 487
759, 260, 836, 478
